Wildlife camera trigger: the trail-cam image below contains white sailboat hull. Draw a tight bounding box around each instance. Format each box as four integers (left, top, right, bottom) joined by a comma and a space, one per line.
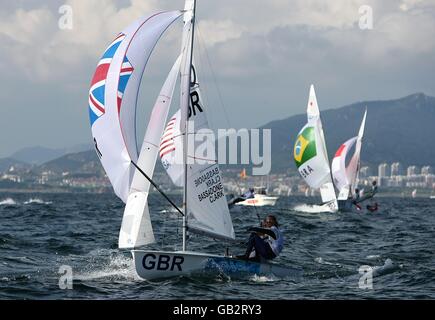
132, 250, 302, 280
235, 194, 279, 207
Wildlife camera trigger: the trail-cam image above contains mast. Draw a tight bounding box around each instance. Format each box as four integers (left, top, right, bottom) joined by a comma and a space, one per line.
182, 0, 196, 251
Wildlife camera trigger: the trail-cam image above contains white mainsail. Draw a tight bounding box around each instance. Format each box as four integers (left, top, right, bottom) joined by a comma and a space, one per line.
346, 109, 367, 193
168, 0, 236, 242
118, 56, 182, 249
160, 74, 235, 240
294, 85, 338, 210
331, 136, 357, 200
331, 109, 367, 201
88, 11, 182, 203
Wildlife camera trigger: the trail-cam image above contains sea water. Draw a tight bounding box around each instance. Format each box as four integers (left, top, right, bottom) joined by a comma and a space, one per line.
0, 192, 434, 299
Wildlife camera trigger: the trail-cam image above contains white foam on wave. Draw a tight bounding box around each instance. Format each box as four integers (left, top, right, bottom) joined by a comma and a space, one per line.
250, 274, 278, 282
73, 251, 140, 282
24, 198, 52, 205
0, 198, 17, 205
158, 208, 180, 218
371, 258, 403, 277
293, 204, 335, 213
366, 255, 381, 260
315, 257, 341, 266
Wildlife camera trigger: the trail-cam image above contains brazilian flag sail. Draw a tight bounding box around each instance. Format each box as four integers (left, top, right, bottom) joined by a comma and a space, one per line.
294, 126, 316, 168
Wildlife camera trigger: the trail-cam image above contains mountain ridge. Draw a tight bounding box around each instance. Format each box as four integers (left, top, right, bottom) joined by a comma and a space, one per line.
261, 92, 435, 172
2, 92, 434, 175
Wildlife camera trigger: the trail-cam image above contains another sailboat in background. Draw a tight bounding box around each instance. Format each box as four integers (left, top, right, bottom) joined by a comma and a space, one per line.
88, 0, 301, 280
331, 110, 367, 212
293, 85, 338, 212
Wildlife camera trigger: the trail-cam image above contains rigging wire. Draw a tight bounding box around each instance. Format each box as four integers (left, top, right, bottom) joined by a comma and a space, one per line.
195, 25, 262, 225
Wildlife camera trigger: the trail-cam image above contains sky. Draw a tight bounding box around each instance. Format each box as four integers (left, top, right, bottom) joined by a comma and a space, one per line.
0, 0, 434, 158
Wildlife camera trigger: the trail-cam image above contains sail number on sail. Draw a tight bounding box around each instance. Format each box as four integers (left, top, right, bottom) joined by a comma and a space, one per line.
195, 166, 224, 203
188, 65, 203, 119
299, 165, 314, 179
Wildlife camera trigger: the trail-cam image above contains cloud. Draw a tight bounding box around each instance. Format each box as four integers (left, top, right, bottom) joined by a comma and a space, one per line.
1, 0, 434, 82
0, 0, 167, 82
0, 0, 434, 157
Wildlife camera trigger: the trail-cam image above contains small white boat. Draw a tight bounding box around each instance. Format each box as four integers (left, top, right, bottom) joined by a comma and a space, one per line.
236, 187, 279, 207
236, 194, 279, 207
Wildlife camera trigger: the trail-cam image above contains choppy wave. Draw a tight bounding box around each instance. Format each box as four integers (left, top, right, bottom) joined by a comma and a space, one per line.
0, 193, 433, 299
0, 198, 17, 205
72, 251, 139, 282
293, 204, 335, 213
250, 274, 278, 282
24, 198, 52, 205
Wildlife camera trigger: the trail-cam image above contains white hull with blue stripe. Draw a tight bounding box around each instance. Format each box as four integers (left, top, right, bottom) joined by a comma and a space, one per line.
132, 250, 302, 280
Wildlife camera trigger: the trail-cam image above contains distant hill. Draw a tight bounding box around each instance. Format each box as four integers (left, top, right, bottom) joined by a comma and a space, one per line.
33, 148, 166, 177
10, 144, 92, 165
4, 93, 434, 177
261, 93, 435, 173
35, 150, 105, 176
0, 158, 31, 173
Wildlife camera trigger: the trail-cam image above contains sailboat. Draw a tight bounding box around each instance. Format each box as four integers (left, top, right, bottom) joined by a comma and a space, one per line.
331, 110, 367, 212
293, 85, 338, 212
88, 0, 301, 280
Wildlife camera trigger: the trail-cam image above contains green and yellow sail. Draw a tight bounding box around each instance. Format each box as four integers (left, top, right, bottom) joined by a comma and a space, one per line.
293, 126, 316, 168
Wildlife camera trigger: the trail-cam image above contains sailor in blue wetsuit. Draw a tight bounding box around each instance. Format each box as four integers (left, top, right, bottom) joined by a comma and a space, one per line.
239, 214, 284, 262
